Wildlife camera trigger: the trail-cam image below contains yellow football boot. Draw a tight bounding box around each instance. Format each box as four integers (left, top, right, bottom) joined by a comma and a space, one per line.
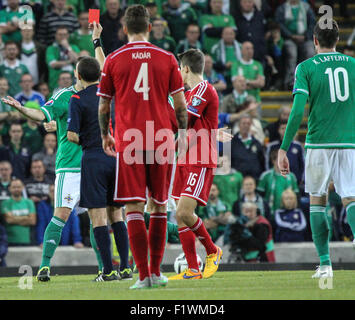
203, 246, 223, 279
168, 268, 203, 280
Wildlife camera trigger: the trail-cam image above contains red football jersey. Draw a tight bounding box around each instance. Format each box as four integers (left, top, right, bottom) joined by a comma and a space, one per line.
178, 80, 219, 168
97, 41, 184, 152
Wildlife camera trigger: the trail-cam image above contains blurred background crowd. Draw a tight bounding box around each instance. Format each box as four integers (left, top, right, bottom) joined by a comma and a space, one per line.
0, 0, 354, 266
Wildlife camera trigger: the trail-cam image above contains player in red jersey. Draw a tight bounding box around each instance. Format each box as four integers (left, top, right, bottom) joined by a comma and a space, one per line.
97, 5, 188, 289
169, 49, 223, 280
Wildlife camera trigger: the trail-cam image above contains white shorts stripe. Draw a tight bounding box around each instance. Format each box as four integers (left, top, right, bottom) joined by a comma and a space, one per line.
193, 168, 206, 198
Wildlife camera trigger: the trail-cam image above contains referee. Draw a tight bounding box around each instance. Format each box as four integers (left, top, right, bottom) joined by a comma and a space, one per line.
67, 56, 131, 281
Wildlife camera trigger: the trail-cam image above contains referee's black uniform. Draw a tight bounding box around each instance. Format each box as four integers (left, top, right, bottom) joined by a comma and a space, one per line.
67, 84, 119, 209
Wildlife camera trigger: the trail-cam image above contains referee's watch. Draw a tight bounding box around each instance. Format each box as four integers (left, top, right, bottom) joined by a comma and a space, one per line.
93, 38, 102, 49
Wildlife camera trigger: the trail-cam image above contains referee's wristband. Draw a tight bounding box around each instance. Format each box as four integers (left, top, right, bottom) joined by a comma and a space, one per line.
93, 38, 102, 49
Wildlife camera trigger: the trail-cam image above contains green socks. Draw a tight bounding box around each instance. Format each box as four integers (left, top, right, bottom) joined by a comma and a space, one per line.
40, 216, 65, 269
310, 205, 331, 266
90, 222, 103, 273
346, 202, 355, 239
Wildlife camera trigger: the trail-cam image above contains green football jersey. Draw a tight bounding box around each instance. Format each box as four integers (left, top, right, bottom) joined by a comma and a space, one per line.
257, 168, 299, 215
40, 86, 82, 174
293, 52, 355, 149
231, 59, 264, 102
1, 197, 36, 244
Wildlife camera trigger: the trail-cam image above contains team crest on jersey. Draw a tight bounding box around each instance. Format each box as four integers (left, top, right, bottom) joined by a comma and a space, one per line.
45, 99, 54, 106
191, 97, 201, 107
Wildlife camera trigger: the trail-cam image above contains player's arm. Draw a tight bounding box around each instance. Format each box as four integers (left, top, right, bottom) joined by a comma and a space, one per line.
1, 96, 45, 121
91, 21, 105, 70
278, 93, 307, 176
172, 91, 188, 130
67, 95, 81, 145
98, 96, 115, 157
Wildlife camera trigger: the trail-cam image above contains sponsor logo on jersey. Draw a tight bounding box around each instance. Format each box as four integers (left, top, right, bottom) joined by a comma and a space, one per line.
45, 99, 54, 106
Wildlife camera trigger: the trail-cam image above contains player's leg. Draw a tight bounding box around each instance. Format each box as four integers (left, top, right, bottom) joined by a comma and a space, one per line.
342, 198, 355, 242
125, 201, 152, 289
309, 195, 333, 278
333, 149, 355, 245
37, 172, 81, 281
305, 149, 333, 278
37, 206, 72, 281
89, 221, 104, 278
107, 206, 131, 280
89, 208, 119, 281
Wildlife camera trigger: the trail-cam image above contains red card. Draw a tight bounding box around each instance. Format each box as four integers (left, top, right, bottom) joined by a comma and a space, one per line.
88, 9, 100, 24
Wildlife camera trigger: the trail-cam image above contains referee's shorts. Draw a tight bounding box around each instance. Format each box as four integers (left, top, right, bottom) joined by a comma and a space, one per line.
79, 147, 122, 209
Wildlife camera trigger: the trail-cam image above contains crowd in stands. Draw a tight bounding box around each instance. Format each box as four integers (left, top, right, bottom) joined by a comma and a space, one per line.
0, 0, 354, 266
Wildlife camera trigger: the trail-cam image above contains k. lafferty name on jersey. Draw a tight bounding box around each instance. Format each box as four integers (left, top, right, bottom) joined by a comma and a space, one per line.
312, 55, 349, 65
132, 51, 151, 59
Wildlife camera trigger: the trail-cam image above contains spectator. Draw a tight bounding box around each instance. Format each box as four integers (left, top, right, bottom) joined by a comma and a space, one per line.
111, 23, 128, 52
343, 45, 355, 58
175, 23, 202, 55
275, 0, 316, 90
46, 27, 79, 92
2, 122, 31, 180
36, 82, 51, 101
213, 155, 243, 212
257, 149, 299, 218
0, 161, 14, 203
228, 201, 275, 263
0, 41, 30, 97
20, 26, 47, 86
0, 0, 34, 43
145, 0, 162, 21
24, 159, 52, 204
14, 73, 45, 107
0, 179, 36, 246
233, 98, 265, 144
200, 0, 236, 54
264, 105, 291, 143
203, 53, 226, 97
22, 115, 46, 155
0, 223, 7, 266
150, 17, 176, 53
233, 0, 267, 63
197, 183, 230, 243
37, 0, 80, 46
69, 11, 95, 57
232, 175, 270, 218
265, 120, 304, 184
162, 0, 198, 43
0, 77, 21, 145
220, 75, 252, 114
52, 71, 73, 96
231, 41, 265, 103
32, 133, 57, 182
100, 0, 125, 55
36, 184, 84, 247
211, 26, 241, 89
274, 189, 307, 242
231, 114, 265, 180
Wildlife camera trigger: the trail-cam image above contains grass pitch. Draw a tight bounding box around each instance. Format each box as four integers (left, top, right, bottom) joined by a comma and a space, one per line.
0, 271, 354, 300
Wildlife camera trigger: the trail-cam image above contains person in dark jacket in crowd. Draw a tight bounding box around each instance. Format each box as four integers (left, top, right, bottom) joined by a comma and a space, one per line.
228, 201, 275, 263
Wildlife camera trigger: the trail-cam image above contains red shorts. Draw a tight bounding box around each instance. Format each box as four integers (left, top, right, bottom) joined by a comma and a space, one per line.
114, 151, 174, 205
171, 165, 214, 206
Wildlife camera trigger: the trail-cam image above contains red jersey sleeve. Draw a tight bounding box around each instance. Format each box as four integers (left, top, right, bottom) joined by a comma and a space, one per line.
186, 81, 210, 119
97, 56, 115, 99
169, 55, 184, 96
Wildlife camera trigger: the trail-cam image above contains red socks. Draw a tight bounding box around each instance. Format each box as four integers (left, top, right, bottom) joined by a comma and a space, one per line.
190, 217, 217, 255
126, 212, 149, 281
148, 213, 167, 276
178, 227, 199, 272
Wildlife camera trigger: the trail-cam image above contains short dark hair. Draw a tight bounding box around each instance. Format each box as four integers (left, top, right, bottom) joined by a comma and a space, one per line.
313, 19, 339, 48
178, 49, 205, 75
124, 5, 150, 34
77, 56, 101, 82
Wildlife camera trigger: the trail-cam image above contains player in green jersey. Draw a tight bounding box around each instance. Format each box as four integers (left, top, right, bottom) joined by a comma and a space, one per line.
278, 20, 355, 279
